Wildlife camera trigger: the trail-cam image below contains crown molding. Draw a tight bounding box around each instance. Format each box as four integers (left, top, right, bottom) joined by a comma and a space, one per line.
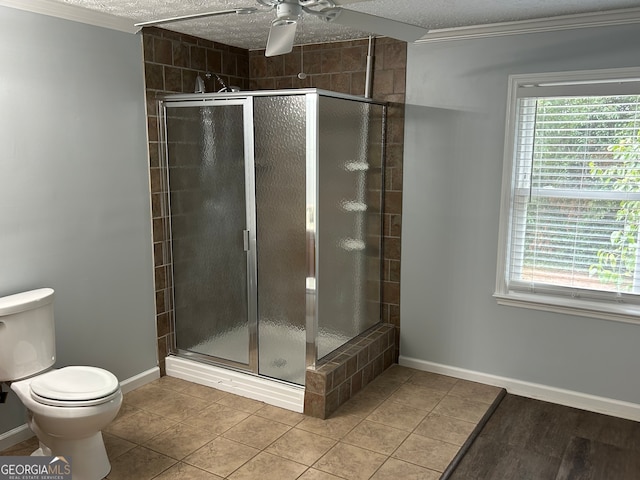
416, 7, 640, 44
0, 0, 139, 34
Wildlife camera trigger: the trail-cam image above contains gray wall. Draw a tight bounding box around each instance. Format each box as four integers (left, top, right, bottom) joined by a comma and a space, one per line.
401, 23, 640, 405
0, 6, 156, 434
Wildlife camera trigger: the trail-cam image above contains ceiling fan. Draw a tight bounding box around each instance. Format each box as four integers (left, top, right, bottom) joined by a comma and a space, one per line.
134, 0, 429, 57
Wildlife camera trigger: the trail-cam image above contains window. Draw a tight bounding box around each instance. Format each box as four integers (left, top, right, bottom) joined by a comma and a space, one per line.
495, 68, 640, 322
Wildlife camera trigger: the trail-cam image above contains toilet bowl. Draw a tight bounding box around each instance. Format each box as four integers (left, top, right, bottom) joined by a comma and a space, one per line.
10, 366, 123, 480
0, 288, 123, 480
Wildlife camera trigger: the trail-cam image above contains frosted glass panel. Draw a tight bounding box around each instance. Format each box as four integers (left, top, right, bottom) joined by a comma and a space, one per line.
317, 96, 384, 360
163, 91, 385, 383
166, 104, 250, 365
254, 95, 307, 385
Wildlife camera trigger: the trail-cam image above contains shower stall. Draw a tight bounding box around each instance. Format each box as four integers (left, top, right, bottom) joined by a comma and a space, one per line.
159, 89, 386, 409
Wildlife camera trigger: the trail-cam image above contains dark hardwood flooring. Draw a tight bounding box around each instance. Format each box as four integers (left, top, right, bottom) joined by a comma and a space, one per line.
447, 394, 640, 480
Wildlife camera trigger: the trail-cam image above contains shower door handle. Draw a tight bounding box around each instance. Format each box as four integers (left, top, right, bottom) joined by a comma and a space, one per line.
243, 230, 250, 252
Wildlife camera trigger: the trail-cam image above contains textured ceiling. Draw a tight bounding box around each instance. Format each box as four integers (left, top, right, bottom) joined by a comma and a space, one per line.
47, 0, 640, 50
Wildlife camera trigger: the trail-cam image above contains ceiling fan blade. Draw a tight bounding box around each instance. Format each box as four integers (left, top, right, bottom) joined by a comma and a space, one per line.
329, 8, 428, 42
134, 8, 257, 28
265, 21, 297, 57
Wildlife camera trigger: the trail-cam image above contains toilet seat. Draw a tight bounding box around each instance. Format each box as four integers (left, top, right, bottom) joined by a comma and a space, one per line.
29, 366, 120, 407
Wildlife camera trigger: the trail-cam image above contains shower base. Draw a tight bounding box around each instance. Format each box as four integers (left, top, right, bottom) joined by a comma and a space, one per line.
166, 323, 397, 417
182, 321, 351, 386
165, 356, 305, 412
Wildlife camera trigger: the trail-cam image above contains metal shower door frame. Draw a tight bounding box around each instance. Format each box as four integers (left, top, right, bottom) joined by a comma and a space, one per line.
161, 96, 259, 374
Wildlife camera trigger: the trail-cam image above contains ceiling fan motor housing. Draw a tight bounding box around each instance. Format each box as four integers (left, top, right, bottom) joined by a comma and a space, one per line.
275, 2, 302, 24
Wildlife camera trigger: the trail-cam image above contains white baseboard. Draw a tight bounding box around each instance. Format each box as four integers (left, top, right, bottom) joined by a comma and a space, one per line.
0, 424, 35, 453
119, 366, 160, 394
166, 356, 305, 413
399, 356, 640, 422
0, 365, 160, 452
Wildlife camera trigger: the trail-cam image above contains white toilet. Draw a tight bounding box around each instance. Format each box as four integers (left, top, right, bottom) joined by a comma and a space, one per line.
0, 288, 122, 480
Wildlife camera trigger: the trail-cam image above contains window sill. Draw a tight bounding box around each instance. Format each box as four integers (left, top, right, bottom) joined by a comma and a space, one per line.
493, 292, 640, 325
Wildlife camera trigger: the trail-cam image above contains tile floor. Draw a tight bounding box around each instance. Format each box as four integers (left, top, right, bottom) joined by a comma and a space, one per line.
2, 365, 502, 480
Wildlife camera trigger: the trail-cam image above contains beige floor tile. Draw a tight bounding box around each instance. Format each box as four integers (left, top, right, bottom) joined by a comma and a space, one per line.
0, 371, 499, 480
407, 371, 458, 393
297, 469, 344, 480
106, 446, 176, 480
254, 404, 306, 426
181, 383, 229, 403
143, 422, 217, 460
114, 402, 140, 421
360, 376, 403, 398
393, 434, 459, 472
182, 403, 250, 435
184, 437, 259, 477
216, 393, 264, 413
371, 458, 441, 480
432, 395, 490, 423
152, 462, 224, 480
123, 384, 167, 411
151, 375, 192, 392
367, 399, 427, 431
228, 452, 306, 480
336, 390, 388, 418
266, 428, 336, 466
448, 380, 502, 404
314, 442, 387, 480
376, 365, 417, 383
222, 415, 291, 449
296, 413, 362, 440
150, 391, 213, 421
415, 413, 476, 446
342, 420, 409, 455
388, 384, 447, 412
103, 432, 136, 460
105, 410, 177, 444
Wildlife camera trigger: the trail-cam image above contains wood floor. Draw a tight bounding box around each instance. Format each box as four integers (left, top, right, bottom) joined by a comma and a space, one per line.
447, 394, 640, 480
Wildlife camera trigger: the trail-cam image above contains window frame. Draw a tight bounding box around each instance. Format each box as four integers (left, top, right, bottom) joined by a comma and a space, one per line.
495, 67, 640, 324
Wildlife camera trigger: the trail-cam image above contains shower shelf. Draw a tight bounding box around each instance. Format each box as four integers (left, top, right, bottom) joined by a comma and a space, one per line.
341, 200, 367, 212
339, 238, 366, 251
345, 161, 370, 172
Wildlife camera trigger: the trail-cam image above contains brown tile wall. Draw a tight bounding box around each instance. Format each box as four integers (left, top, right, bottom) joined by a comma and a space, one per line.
304, 323, 396, 419
143, 29, 405, 375
142, 27, 250, 375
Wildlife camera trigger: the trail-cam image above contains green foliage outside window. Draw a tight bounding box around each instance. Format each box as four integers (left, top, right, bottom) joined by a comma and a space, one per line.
588, 131, 640, 289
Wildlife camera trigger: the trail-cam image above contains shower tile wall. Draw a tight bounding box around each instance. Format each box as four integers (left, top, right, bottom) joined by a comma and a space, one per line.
143, 27, 250, 375
143, 28, 406, 375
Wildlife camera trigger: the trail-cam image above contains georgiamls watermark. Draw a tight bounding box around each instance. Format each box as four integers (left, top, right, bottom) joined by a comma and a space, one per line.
0, 456, 71, 480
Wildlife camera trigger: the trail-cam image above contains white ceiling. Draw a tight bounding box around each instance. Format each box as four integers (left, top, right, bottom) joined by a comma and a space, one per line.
22, 0, 640, 50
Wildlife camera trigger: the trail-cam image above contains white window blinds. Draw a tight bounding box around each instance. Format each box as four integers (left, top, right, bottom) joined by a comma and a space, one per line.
504, 80, 640, 307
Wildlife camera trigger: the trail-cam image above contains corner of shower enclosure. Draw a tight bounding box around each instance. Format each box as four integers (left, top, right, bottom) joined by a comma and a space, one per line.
309, 92, 388, 365
156, 90, 388, 395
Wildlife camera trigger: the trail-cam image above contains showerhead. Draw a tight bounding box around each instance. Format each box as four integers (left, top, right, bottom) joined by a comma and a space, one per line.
214, 74, 241, 93
195, 75, 206, 93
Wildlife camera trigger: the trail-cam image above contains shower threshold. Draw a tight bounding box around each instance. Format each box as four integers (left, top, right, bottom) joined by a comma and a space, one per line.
165, 356, 305, 413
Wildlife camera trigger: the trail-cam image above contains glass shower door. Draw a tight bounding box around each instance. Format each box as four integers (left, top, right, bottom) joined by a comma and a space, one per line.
164, 98, 257, 372
253, 95, 308, 385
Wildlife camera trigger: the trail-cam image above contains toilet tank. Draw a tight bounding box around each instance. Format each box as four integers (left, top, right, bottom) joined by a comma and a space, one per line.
0, 288, 56, 382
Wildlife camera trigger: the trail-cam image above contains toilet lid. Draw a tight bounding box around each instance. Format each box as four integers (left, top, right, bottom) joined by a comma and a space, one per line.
30, 366, 120, 403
